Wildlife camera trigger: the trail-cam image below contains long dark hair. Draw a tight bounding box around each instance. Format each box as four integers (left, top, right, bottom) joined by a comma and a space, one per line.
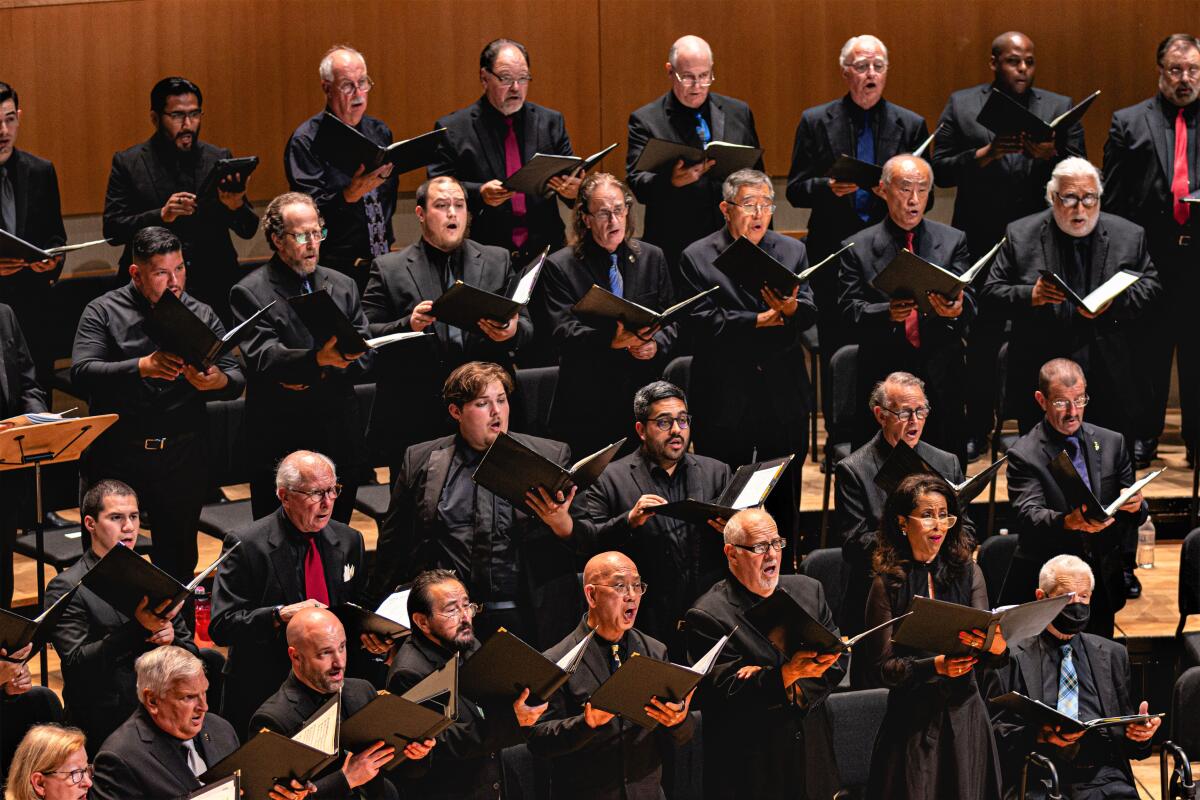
873, 474, 975, 589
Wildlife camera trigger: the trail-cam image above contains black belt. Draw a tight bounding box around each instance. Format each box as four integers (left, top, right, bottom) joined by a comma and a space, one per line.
1179, 234, 1193, 247
128, 430, 199, 451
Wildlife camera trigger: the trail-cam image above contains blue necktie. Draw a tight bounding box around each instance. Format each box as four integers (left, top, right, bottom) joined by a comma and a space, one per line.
1057, 643, 1079, 720
1065, 436, 1090, 488
608, 253, 624, 298
300, 276, 314, 295
694, 111, 711, 146
854, 108, 875, 222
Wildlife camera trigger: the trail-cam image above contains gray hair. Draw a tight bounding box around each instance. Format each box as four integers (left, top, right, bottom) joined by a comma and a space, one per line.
275, 450, 338, 491
261, 191, 321, 253
722, 168, 774, 203
869, 371, 926, 412
723, 507, 774, 545
1038, 554, 1095, 595
135, 646, 205, 702
668, 35, 713, 69
839, 35, 889, 67
319, 45, 366, 82
881, 154, 931, 187
1045, 156, 1103, 206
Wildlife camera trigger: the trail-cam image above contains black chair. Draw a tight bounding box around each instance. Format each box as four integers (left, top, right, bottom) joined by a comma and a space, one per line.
514, 365, 559, 439
821, 344, 858, 546
987, 340, 1021, 535
824, 687, 888, 799
977, 533, 1019, 608
197, 397, 252, 541
663, 355, 692, 398
799, 547, 847, 626
1178, 527, 1200, 670
1171, 667, 1200, 763
13, 528, 153, 573
354, 483, 391, 529
800, 325, 820, 463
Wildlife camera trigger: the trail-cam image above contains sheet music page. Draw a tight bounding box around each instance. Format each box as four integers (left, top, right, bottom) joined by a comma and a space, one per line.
730, 465, 784, 509
689, 633, 730, 674
376, 590, 412, 628
190, 775, 239, 800
511, 260, 544, 305
1081, 270, 1140, 314
1103, 468, 1163, 516
292, 694, 340, 755
556, 630, 594, 670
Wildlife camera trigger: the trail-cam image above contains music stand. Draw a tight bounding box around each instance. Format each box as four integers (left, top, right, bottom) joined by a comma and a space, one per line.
0, 414, 117, 684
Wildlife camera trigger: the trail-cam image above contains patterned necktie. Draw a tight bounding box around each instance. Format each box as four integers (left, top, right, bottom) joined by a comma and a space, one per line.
0, 166, 14, 233
363, 189, 389, 258
300, 275, 314, 295
304, 535, 330, 605
1173, 107, 1191, 226
610, 642, 622, 673
903, 230, 921, 348
608, 252, 624, 298
503, 116, 528, 249
854, 108, 875, 222
694, 110, 711, 146
1057, 643, 1079, 720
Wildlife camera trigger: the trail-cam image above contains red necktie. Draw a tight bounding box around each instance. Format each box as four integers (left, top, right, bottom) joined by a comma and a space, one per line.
303, 536, 329, 605
904, 231, 921, 348
1173, 107, 1191, 226
503, 116, 529, 249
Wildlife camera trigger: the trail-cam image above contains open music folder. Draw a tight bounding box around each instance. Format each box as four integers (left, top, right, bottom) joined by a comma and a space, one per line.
713, 235, 850, 297
630, 137, 762, 180
341, 655, 458, 762
471, 433, 625, 510
870, 237, 1005, 315
0, 585, 79, 658
144, 290, 274, 370
0, 229, 109, 264
289, 289, 429, 353
314, 112, 447, 175
976, 89, 1101, 139
989, 691, 1164, 735
651, 455, 794, 525
1047, 451, 1162, 523
460, 628, 593, 704
502, 143, 618, 195
745, 589, 908, 656
429, 247, 548, 330
891, 593, 1074, 657
1038, 269, 1142, 316
81, 541, 239, 620
571, 284, 717, 331
873, 439, 1008, 505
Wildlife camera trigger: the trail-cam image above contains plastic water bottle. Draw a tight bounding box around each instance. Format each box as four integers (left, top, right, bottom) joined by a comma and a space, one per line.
194, 585, 212, 644
1136, 519, 1156, 570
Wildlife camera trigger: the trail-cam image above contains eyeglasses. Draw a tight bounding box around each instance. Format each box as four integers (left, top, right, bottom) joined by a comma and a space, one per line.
732, 537, 787, 555
162, 110, 203, 123
284, 228, 328, 245
880, 406, 931, 422
43, 765, 93, 785
731, 200, 777, 215
587, 204, 628, 223
334, 76, 375, 96
1166, 65, 1200, 81
1050, 395, 1090, 410
434, 602, 483, 621
647, 413, 691, 431
846, 59, 888, 75
591, 581, 649, 596
487, 69, 533, 88
1054, 192, 1099, 209
289, 484, 342, 503
673, 71, 715, 88
906, 513, 958, 531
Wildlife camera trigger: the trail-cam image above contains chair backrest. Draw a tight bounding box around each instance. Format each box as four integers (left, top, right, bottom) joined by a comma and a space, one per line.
1179, 528, 1200, 632
1172, 666, 1200, 757
977, 534, 1019, 608
205, 397, 249, 487
825, 687, 888, 795
663, 355, 693, 398
514, 366, 559, 438
799, 548, 848, 624
828, 344, 858, 445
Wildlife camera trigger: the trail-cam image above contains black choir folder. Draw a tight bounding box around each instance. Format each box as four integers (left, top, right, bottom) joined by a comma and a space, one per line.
1047, 451, 1162, 524
314, 112, 447, 175
988, 691, 1164, 735
502, 143, 618, 195
0, 586, 78, 659
0, 229, 109, 264
184, 773, 239, 799
892, 593, 1074, 657
197, 155, 259, 195
81, 542, 239, 620
588, 632, 732, 731
471, 433, 626, 510
873, 439, 1008, 505
341, 655, 459, 763
1038, 269, 1142, 316
824, 128, 940, 187
430, 247, 549, 330
460, 628, 593, 704
288, 289, 429, 354
714, 236, 850, 297
571, 284, 717, 331
976, 89, 1101, 139
652, 454, 794, 525
333, 602, 411, 642
144, 289, 275, 370
870, 237, 1006, 315
630, 138, 762, 181
745, 589, 909, 656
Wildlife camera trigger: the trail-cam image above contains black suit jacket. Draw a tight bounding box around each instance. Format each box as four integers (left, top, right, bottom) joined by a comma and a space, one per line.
430, 97, 573, 256
528, 617, 693, 800
537, 238, 675, 455
573, 449, 732, 650
0, 302, 46, 416
685, 575, 844, 800
626, 91, 762, 265
981, 210, 1162, 423
386, 632, 526, 800
209, 508, 367, 738
0, 148, 66, 320
934, 83, 1085, 253
1004, 420, 1148, 614
91, 706, 240, 800
46, 549, 197, 748
251, 672, 395, 800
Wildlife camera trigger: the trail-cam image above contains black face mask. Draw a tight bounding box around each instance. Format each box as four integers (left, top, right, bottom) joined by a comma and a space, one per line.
1052, 602, 1090, 635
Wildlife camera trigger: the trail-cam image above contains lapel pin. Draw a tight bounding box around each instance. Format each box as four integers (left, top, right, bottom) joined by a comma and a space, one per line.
1093, 441, 1100, 451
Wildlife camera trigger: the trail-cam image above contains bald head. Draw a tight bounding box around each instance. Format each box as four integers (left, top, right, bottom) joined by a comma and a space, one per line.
723, 509, 782, 597
584, 551, 637, 586
990, 31, 1036, 96
666, 35, 714, 109
287, 607, 347, 694
583, 551, 642, 639
287, 606, 342, 648
668, 35, 713, 68
991, 31, 1032, 56
723, 507, 775, 545
881, 155, 932, 230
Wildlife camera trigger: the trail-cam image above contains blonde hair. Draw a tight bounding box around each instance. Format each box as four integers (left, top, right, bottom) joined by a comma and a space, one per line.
4, 725, 86, 800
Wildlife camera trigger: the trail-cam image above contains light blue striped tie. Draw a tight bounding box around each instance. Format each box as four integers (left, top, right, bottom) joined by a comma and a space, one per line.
1057, 643, 1079, 720
608, 253, 623, 298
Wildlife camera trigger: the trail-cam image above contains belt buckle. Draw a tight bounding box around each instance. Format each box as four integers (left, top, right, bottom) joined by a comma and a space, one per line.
143, 437, 167, 451
1180, 234, 1192, 246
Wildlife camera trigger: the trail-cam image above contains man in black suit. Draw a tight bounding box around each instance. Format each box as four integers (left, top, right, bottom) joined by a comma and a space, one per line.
72, 226, 244, 584
210, 450, 372, 743
287, 45, 397, 293
537, 172, 675, 458
981, 157, 1162, 443
835, 372, 969, 645
370, 362, 580, 648
429, 38, 579, 265
626, 35, 763, 269
46, 480, 198, 749
678, 168, 817, 549
840, 154, 974, 466
230, 191, 374, 522
572, 381, 731, 657
1103, 34, 1200, 467
934, 31, 1087, 459
103, 76, 257, 323
786, 35, 931, 420
253, 608, 435, 799
363, 176, 530, 476
90, 646, 247, 800
0, 81, 67, 388
387, 569, 546, 800
529, 551, 693, 799
1002, 359, 1148, 637
685, 508, 845, 800
988, 555, 1160, 799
